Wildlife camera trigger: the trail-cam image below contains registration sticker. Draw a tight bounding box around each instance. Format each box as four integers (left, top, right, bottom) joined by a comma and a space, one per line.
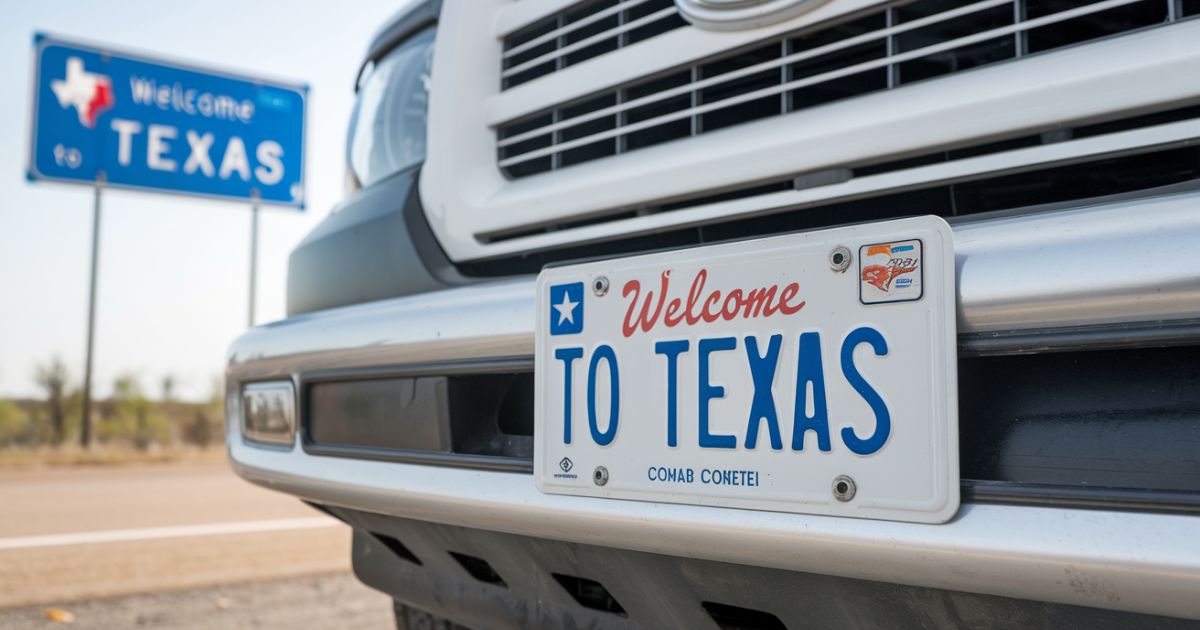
859, 239, 923, 305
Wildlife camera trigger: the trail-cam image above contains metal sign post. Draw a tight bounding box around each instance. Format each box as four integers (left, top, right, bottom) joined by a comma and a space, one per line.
80, 176, 104, 448
248, 199, 259, 327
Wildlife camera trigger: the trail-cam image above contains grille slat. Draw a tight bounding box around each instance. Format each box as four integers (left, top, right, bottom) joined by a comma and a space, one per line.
498, 0, 1179, 178
497, 0, 1015, 151
503, 7, 679, 79
503, 0, 654, 60
501, 0, 686, 90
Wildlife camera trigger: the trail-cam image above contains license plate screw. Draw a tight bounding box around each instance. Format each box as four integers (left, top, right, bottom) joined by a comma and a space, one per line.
593, 466, 609, 486
592, 276, 610, 297
832, 475, 856, 502
829, 246, 852, 273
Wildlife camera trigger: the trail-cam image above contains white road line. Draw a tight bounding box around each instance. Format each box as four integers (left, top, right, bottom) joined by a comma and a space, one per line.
0, 517, 341, 551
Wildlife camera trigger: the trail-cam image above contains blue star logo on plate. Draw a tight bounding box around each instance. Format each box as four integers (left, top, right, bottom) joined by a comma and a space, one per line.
549, 282, 584, 336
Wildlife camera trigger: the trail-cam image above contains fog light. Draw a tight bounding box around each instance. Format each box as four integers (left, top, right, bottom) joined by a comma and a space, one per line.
241, 382, 296, 447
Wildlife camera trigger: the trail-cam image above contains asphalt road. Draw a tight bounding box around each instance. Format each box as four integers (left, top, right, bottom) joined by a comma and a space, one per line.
0, 460, 394, 629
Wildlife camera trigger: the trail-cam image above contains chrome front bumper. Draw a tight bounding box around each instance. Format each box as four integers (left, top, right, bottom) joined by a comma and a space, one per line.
227, 191, 1200, 620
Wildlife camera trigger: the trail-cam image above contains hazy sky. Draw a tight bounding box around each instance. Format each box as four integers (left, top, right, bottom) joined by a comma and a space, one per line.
1, 0, 407, 401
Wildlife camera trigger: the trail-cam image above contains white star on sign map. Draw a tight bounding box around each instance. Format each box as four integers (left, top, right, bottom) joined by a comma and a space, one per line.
554, 291, 578, 326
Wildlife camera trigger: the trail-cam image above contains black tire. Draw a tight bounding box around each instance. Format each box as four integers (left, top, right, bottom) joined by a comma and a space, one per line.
393, 601, 473, 630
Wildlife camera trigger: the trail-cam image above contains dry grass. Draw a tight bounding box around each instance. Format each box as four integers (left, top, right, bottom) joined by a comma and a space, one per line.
0, 445, 226, 469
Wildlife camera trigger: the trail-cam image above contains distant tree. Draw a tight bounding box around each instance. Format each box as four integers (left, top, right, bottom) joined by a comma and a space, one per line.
184, 408, 215, 447
183, 376, 225, 447
0, 399, 29, 447
64, 388, 84, 441
34, 357, 70, 445
108, 374, 167, 449
160, 375, 176, 404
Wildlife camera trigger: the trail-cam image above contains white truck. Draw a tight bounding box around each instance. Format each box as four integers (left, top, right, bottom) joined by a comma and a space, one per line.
227, 1, 1200, 627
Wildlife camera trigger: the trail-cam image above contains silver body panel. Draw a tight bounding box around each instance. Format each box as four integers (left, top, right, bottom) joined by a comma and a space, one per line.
229, 191, 1200, 378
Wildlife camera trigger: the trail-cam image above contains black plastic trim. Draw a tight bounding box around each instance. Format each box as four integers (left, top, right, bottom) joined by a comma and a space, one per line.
342, 507, 1200, 628
286, 163, 486, 316
299, 357, 534, 471
290, 345, 1200, 513
299, 357, 533, 384
959, 319, 1200, 356
401, 167, 475, 287
963, 480, 1200, 515
303, 443, 534, 474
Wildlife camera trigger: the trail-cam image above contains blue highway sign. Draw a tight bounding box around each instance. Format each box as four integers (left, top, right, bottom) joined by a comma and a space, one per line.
29, 33, 306, 208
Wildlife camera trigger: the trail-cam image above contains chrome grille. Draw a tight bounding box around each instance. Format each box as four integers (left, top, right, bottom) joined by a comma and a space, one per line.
472, 104, 1200, 272
501, 0, 688, 90
497, 0, 1191, 179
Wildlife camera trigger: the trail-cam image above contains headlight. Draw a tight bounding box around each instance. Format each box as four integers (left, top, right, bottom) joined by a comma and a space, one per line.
241, 381, 296, 447
346, 27, 435, 189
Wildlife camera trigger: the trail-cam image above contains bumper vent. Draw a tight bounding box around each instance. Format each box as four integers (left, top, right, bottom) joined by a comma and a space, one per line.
502, 0, 687, 90
498, 0, 1186, 178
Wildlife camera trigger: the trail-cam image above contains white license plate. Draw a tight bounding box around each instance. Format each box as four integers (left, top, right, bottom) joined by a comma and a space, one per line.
534, 216, 959, 524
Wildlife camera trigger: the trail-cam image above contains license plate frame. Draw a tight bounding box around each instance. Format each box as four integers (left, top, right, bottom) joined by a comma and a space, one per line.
533, 216, 959, 524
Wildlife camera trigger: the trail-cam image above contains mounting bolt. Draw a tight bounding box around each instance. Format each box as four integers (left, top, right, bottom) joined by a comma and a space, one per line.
593, 276, 610, 297
832, 475, 856, 502
829, 246, 852, 273
593, 466, 609, 486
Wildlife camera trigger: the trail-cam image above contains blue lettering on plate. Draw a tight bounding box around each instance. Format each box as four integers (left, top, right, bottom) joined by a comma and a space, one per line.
654, 339, 689, 448
840, 327, 891, 455
792, 332, 832, 452
587, 344, 620, 446
648, 466, 694, 483
744, 334, 783, 450
553, 347, 584, 444
698, 337, 738, 449
700, 468, 760, 487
